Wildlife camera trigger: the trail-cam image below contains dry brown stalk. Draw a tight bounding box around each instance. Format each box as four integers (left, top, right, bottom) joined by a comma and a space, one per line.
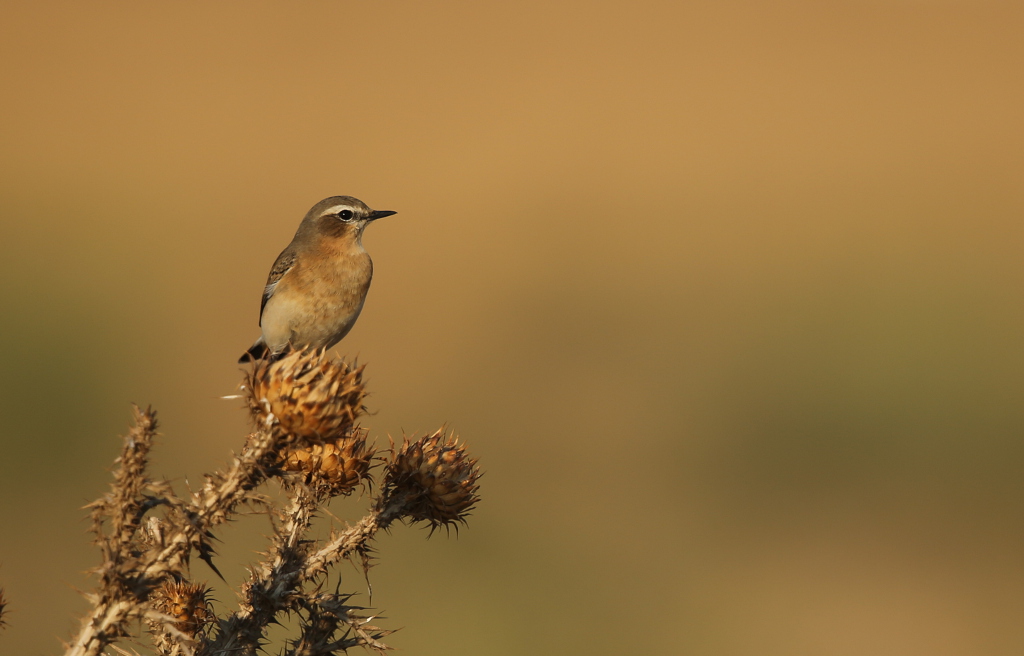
57, 350, 481, 656
0, 587, 7, 630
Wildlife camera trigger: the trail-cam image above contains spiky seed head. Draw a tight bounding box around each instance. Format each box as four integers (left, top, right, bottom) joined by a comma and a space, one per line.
386, 429, 481, 529
282, 432, 376, 496
152, 581, 212, 636
245, 349, 366, 442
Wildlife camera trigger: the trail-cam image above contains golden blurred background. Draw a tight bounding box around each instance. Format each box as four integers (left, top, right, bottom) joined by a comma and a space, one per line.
1, 1, 1023, 654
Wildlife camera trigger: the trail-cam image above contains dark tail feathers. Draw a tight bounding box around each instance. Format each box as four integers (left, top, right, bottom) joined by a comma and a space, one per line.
239, 341, 270, 364
239, 341, 294, 364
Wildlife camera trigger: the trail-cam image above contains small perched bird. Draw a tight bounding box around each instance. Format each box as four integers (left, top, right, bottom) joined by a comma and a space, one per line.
239, 196, 396, 363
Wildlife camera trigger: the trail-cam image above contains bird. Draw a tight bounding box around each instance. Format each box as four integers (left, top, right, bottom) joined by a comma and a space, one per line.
239, 195, 396, 363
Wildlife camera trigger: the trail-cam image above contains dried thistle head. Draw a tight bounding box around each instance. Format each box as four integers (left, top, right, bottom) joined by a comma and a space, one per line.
152, 581, 212, 636
282, 431, 376, 496
385, 429, 481, 529
245, 349, 366, 442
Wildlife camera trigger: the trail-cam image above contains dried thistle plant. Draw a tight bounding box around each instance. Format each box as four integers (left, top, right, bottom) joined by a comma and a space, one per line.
387, 431, 481, 531
59, 349, 481, 656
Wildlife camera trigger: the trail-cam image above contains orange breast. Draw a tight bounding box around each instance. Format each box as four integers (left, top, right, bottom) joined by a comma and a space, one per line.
261, 238, 373, 351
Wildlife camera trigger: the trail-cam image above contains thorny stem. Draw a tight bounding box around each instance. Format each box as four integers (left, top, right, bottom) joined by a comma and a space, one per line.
283, 594, 391, 656
66, 407, 158, 656
301, 491, 409, 582
202, 489, 409, 656
66, 417, 280, 656
141, 426, 279, 580
62, 351, 480, 656
202, 484, 319, 655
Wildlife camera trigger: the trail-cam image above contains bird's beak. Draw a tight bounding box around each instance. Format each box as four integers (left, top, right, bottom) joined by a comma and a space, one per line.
368, 210, 397, 221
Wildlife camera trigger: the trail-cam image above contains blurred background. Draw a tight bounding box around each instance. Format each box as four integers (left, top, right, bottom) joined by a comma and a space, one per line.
1, 1, 1022, 654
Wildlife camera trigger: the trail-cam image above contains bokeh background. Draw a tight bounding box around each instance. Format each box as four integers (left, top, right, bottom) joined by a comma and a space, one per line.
1, 2, 1023, 654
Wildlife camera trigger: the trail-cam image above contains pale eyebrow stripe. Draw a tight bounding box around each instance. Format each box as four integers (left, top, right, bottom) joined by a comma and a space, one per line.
321, 204, 355, 216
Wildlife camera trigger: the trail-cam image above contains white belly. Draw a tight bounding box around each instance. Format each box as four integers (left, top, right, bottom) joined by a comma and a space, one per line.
260, 286, 366, 352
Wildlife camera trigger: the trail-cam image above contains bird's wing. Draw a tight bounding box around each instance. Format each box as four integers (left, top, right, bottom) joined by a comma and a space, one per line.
260, 248, 297, 320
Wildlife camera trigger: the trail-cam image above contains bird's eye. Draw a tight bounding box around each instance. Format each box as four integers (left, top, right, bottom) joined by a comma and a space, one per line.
338, 209, 354, 221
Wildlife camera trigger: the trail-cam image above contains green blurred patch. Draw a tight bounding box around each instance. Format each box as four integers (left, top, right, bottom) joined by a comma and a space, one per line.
0, 287, 123, 487
711, 275, 1024, 507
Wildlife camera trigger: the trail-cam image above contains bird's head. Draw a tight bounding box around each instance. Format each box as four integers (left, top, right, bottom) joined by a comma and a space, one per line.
303, 195, 397, 243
